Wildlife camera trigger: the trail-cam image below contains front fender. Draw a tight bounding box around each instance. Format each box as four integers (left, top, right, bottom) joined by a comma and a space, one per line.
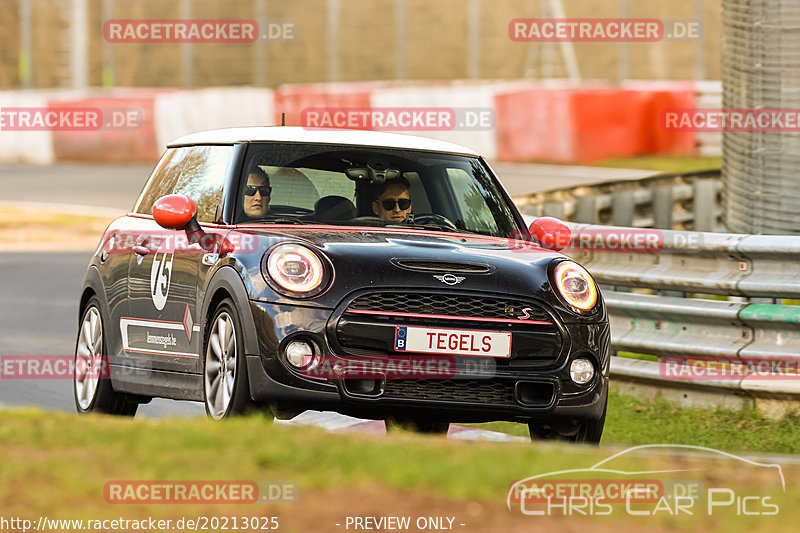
200, 265, 260, 361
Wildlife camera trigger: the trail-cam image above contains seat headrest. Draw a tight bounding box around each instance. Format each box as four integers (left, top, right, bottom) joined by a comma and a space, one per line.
314, 195, 356, 221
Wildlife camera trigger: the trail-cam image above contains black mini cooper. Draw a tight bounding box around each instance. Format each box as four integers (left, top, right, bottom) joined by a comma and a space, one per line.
74, 127, 609, 441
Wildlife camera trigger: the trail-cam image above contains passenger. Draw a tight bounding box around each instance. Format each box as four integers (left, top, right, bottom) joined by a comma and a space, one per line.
242, 166, 271, 220
372, 177, 412, 223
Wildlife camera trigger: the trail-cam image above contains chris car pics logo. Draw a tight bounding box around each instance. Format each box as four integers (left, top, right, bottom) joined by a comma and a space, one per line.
507, 444, 784, 518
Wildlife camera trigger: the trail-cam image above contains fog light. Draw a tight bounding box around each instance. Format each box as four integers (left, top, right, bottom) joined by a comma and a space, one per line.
570, 358, 595, 384
285, 340, 318, 370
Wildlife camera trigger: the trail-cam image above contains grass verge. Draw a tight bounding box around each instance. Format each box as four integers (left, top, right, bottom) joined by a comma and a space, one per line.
0, 395, 797, 533
0, 207, 113, 251
593, 155, 721, 173
467, 391, 800, 454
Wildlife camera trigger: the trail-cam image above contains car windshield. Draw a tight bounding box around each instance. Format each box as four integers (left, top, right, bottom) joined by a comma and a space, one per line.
235, 143, 522, 238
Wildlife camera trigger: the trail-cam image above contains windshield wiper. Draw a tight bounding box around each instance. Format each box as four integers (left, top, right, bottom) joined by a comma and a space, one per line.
244, 218, 318, 225
398, 223, 479, 235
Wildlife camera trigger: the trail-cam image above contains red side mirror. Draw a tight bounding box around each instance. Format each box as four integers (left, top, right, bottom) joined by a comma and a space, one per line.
153, 195, 197, 230
530, 217, 572, 251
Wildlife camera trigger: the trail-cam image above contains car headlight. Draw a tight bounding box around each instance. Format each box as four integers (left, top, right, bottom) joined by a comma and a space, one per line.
570, 357, 595, 384
285, 339, 320, 370
552, 261, 597, 313
266, 244, 326, 294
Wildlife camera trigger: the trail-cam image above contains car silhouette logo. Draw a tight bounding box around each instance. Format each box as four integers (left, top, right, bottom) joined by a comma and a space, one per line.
506, 443, 786, 512
434, 274, 465, 285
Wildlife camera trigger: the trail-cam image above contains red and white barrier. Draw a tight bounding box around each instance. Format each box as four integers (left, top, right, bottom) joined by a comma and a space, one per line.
370, 82, 505, 160
274, 81, 378, 127
154, 87, 276, 149
48, 89, 161, 163
0, 80, 714, 165
0, 90, 56, 164
494, 83, 697, 163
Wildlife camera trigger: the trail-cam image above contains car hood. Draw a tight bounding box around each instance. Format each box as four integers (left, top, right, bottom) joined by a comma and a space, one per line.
228, 225, 570, 308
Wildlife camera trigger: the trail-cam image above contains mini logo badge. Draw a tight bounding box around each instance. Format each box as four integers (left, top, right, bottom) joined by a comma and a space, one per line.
150, 242, 174, 311
434, 273, 465, 285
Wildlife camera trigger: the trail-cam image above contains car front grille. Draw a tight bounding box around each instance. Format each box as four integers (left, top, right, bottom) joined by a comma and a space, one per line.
335, 291, 563, 365
382, 378, 515, 405
346, 292, 552, 323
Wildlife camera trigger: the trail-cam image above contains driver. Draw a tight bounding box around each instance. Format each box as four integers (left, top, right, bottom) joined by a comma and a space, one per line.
372, 177, 412, 223
242, 166, 271, 220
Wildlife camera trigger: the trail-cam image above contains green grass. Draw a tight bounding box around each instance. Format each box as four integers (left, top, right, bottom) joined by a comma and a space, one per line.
593, 155, 721, 173
0, 407, 608, 520
467, 392, 800, 454
1, 395, 798, 532
0, 207, 112, 229
616, 351, 659, 362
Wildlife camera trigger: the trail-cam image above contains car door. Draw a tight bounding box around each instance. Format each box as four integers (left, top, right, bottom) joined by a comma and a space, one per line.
122, 144, 234, 374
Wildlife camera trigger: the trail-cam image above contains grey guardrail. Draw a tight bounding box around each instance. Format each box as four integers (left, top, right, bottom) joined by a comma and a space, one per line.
569, 225, 800, 299
514, 169, 723, 231
561, 222, 800, 413
513, 166, 799, 415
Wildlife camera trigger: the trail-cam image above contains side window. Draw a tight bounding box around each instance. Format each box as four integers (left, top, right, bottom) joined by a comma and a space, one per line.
172, 145, 233, 223
134, 145, 233, 223
134, 147, 192, 215
447, 168, 499, 233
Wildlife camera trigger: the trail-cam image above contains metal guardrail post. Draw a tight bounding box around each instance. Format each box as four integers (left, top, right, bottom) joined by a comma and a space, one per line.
574, 195, 598, 224
512, 170, 723, 231
693, 180, 716, 231
652, 185, 673, 229
611, 190, 634, 226
543, 202, 566, 219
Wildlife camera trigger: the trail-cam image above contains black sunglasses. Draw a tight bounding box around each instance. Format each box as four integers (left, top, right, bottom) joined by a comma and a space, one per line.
379, 198, 412, 210
244, 185, 272, 197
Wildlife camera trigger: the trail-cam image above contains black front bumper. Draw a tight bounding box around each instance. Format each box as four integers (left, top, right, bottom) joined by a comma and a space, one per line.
244, 297, 610, 424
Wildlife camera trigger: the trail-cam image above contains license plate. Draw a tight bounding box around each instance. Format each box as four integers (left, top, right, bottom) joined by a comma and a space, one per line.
394, 326, 511, 358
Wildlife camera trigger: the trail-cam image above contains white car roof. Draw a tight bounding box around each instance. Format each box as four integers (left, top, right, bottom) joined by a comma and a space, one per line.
167, 127, 480, 156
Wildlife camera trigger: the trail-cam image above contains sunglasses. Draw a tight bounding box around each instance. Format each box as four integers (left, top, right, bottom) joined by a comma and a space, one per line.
244, 185, 272, 197
379, 198, 412, 210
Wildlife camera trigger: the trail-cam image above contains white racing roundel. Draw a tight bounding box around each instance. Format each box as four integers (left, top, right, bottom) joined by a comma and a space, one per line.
150, 240, 174, 311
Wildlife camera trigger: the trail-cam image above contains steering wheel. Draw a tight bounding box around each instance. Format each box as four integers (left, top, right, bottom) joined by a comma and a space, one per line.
412, 213, 458, 229
269, 205, 314, 215
350, 216, 391, 225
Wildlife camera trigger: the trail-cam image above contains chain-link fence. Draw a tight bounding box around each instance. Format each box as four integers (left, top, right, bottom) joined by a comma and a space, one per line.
722, 0, 800, 234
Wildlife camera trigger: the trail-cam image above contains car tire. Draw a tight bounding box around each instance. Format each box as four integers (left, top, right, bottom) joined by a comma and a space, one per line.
385, 416, 450, 435
528, 400, 606, 444
73, 297, 138, 416
203, 298, 257, 420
